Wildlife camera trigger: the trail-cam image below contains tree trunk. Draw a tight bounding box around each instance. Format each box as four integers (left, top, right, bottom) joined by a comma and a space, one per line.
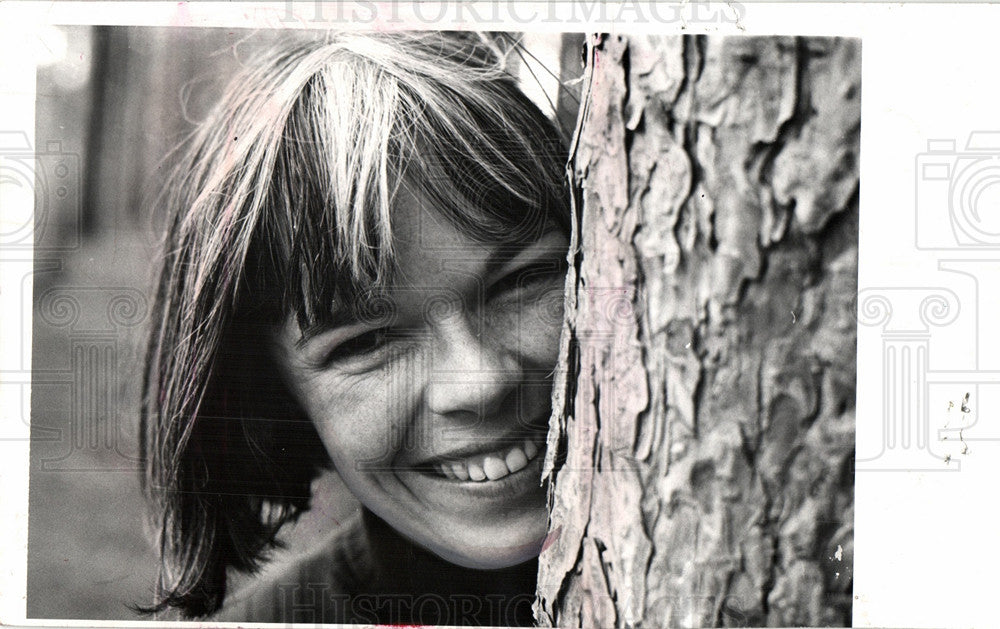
536, 34, 859, 628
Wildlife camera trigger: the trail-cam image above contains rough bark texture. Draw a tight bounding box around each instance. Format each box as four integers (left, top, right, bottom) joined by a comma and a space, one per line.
536, 35, 858, 628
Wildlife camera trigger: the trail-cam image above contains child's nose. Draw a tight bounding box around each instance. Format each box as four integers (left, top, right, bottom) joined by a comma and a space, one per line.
425, 313, 522, 421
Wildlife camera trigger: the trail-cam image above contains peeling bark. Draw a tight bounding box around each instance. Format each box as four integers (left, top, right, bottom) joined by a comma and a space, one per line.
536, 34, 859, 628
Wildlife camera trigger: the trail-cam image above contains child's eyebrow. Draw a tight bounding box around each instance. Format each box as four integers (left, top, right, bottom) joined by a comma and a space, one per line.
294, 309, 361, 350
482, 228, 569, 276
483, 246, 514, 278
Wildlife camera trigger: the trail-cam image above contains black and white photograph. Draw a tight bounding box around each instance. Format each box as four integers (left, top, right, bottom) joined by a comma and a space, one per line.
17, 18, 859, 627
17, 4, 1000, 626
80, 3, 1000, 629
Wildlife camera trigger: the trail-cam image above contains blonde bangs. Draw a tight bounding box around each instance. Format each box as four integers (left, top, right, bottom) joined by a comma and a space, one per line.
246, 31, 568, 331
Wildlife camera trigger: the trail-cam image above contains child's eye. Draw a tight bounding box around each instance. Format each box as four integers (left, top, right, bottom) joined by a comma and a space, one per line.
326, 328, 392, 364
488, 259, 568, 300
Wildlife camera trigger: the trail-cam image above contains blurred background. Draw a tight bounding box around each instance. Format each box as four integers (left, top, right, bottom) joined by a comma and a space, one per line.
25, 25, 582, 619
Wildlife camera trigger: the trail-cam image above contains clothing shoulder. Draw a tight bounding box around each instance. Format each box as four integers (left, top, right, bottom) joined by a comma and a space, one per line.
211, 510, 372, 624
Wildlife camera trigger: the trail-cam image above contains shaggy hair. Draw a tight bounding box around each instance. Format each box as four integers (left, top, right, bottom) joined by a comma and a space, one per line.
140, 30, 569, 618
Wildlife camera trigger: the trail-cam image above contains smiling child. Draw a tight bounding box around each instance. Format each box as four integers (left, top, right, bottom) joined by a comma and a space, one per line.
139, 30, 570, 625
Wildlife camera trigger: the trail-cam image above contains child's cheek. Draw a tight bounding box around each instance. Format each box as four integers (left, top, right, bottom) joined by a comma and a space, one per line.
300, 372, 404, 469
518, 290, 565, 365
484, 289, 563, 361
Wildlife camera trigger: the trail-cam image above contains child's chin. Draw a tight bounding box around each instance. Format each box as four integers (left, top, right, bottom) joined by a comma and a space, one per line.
427, 526, 547, 570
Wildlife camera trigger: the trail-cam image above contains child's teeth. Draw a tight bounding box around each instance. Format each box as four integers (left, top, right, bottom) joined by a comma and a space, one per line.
438, 439, 544, 481
450, 462, 469, 480
523, 439, 539, 460
483, 455, 509, 480
467, 461, 486, 481
505, 447, 528, 473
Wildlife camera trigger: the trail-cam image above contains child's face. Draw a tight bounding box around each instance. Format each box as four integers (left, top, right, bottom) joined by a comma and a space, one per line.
272, 188, 567, 568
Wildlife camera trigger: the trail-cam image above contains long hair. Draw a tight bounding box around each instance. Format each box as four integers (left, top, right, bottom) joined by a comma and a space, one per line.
140, 30, 569, 618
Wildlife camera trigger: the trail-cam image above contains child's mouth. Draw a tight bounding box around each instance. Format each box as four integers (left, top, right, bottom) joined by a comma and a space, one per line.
404, 429, 550, 506
432, 436, 544, 482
